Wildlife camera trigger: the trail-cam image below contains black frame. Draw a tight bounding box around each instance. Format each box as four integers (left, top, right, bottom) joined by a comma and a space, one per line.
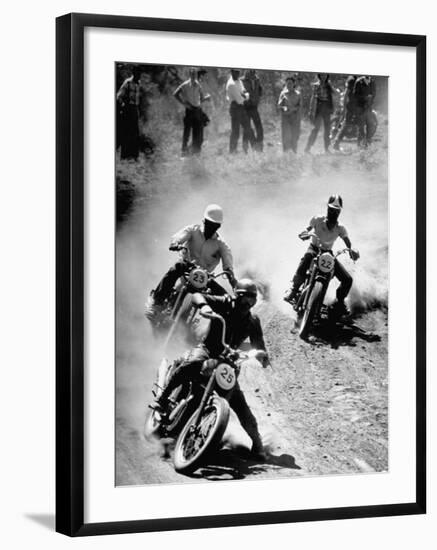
56, 12, 426, 537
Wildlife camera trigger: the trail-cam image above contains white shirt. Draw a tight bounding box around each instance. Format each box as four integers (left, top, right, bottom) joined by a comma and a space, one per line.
170, 223, 234, 273
309, 215, 348, 250
226, 76, 248, 105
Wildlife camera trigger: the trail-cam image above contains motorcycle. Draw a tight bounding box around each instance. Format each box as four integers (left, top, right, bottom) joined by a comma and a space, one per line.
293, 234, 357, 340
143, 352, 198, 440
173, 309, 267, 475
145, 308, 267, 474
145, 245, 230, 348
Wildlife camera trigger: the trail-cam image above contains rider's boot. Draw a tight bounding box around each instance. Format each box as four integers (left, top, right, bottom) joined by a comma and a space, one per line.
283, 286, 298, 306
250, 436, 267, 461
330, 299, 349, 317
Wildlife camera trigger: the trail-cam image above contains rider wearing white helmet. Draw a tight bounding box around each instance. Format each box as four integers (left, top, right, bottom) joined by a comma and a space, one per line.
284, 195, 360, 314
145, 204, 236, 317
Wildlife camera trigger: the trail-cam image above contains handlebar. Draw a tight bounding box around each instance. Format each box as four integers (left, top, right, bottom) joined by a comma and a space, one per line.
198, 308, 267, 367
300, 232, 359, 261
198, 309, 227, 350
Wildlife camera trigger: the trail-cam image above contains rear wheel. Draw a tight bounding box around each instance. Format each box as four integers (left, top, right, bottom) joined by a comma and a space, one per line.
299, 281, 324, 339
173, 396, 230, 475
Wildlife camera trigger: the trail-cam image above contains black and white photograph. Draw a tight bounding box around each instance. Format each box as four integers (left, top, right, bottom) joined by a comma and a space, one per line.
115, 62, 389, 486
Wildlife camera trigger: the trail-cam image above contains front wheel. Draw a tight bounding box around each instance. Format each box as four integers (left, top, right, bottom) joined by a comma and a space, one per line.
173, 396, 230, 475
299, 280, 324, 339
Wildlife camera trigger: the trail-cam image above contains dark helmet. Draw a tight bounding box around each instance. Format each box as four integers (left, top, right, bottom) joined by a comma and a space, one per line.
327, 194, 343, 211
234, 278, 258, 298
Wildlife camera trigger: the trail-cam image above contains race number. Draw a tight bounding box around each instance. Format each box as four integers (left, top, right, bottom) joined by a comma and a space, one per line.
215, 363, 236, 391
318, 252, 335, 273
189, 268, 208, 289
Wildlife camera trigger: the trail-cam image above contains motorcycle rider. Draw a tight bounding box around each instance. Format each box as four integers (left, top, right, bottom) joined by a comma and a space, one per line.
145, 204, 236, 319
152, 278, 271, 460
284, 195, 360, 315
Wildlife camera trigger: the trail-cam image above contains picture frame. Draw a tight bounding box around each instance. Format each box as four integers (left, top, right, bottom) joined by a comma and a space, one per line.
56, 12, 426, 537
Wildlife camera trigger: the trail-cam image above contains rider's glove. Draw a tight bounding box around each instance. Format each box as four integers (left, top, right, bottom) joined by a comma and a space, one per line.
298, 231, 310, 241
349, 248, 360, 261
169, 243, 181, 251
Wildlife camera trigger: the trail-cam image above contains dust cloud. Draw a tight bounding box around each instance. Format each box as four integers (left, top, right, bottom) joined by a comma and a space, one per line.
116, 152, 387, 395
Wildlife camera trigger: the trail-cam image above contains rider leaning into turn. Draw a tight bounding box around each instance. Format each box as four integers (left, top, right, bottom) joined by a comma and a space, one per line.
153, 278, 271, 460
284, 194, 360, 315
145, 204, 236, 319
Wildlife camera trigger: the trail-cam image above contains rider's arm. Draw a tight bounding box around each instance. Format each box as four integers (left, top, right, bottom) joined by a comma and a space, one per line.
341, 229, 360, 260
219, 238, 234, 273
193, 293, 230, 319
343, 236, 352, 249
249, 315, 271, 367
299, 221, 314, 240
169, 224, 194, 250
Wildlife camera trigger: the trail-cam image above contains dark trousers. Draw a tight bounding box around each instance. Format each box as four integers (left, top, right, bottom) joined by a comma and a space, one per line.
229, 102, 255, 153
245, 106, 264, 151
333, 108, 355, 147
281, 113, 301, 153
355, 105, 374, 147
160, 345, 262, 447
153, 261, 226, 304
119, 105, 140, 159
306, 101, 332, 152
182, 107, 203, 154
292, 247, 353, 302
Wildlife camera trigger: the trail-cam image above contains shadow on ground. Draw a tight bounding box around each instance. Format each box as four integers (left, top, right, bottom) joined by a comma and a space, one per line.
189, 445, 301, 481
307, 315, 381, 349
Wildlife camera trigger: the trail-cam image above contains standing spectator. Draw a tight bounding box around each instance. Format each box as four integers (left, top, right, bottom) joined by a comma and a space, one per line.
278, 75, 302, 153
226, 69, 256, 154
353, 75, 376, 148
305, 73, 338, 154
242, 69, 264, 151
196, 69, 210, 151
173, 68, 210, 156
116, 67, 141, 160
332, 75, 357, 150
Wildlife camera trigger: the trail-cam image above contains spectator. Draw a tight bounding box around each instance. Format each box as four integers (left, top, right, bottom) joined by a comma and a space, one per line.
353, 75, 376, 148
242, 69, 264, 151
305, 73, 338, 154
278, 75, 302, 153
226, 69, 256, 154
333, 75, 357, 150
116, 67, 141, 160
173, 68, 211, 156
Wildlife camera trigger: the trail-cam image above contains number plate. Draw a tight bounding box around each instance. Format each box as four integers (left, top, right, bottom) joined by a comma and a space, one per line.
188, 268, 208, 289
318, 252, 335, 273
215, 363, 236, 391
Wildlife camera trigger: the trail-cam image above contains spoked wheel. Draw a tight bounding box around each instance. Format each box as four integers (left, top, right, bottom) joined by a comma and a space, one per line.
173, 396, 230, 475
298, 281, 324, 340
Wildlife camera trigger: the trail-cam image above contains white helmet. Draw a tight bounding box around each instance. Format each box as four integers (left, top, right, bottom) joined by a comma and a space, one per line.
203, 204, 223, 224
327, 194, 343, 211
